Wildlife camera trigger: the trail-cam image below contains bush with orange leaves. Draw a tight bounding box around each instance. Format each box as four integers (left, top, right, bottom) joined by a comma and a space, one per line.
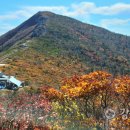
39, 86, 63, 100
44, 71, 130, 129
61, 71, 113, 98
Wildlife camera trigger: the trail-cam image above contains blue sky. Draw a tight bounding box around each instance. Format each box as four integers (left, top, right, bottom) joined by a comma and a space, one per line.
0, 0, 130, 36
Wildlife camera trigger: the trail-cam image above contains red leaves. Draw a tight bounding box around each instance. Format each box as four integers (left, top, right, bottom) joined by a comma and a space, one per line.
0, 91, 51, 129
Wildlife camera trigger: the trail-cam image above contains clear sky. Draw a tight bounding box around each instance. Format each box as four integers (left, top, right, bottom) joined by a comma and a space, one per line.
0, 0, 130, 36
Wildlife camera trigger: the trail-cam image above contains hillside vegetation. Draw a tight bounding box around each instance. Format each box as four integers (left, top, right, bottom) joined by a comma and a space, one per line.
0, 12, 129, 129
0, 11, 129, 79
0, 44, 88, 88
0, 71, 129, 129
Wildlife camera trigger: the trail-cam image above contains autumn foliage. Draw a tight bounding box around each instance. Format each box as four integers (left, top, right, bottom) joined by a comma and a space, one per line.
0, 91, 51, 130
0, 71, 129, 130
61, 71, 112, 97
46, 71, 130, 129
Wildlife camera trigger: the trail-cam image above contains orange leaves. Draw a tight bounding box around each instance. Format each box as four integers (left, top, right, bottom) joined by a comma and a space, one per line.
39, 71, 129, 114
60, 85, 70, 93
47, 88, 63, 100
114, 76, 130, 96
39, 86, 63, 100
60, 71, 130, 100
81, 71, 112, 81
38, 71, 130, 101
60, 71, 113, 98
58, 71, 130, 129
38, 71, 130, 129
64, 87, 83, 97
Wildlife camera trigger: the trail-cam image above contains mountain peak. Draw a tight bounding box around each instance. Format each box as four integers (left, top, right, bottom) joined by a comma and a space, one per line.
0, 11, 53, 47
34, 11, 56, 18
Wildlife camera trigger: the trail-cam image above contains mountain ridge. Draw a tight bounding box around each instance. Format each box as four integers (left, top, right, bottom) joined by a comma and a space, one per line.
0, 11, 130, 49
0, 11, 129, 80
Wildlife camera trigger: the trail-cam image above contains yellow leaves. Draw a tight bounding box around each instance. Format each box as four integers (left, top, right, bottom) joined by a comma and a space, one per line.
67, 87, 82, 97
60, 85, 71, 92
52, 101, 63, 111
52, 98, 85, 124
